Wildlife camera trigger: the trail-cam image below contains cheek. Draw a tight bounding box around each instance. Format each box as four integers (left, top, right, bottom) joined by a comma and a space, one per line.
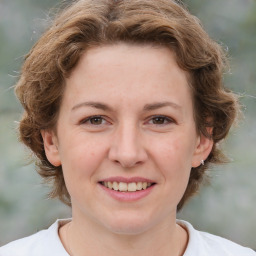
59, 137, 108, 184
149, 140, 192, 210
150, 135, 194, 180
152, 136, 190, 164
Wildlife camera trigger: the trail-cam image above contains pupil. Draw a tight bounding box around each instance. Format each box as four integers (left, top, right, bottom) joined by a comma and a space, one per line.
153, 117, 164, 124
91, 117, 102, 125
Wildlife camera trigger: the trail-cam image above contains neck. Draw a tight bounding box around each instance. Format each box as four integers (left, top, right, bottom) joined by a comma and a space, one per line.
59, 213, 188, 256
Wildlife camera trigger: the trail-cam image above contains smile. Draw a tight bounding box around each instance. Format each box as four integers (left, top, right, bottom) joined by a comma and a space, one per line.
100, 181, 153, 192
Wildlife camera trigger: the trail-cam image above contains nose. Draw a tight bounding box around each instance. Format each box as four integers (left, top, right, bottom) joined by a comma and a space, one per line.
108, 122, 148, 168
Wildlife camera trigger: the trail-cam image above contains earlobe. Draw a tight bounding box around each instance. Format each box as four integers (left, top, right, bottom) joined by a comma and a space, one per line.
41, 130, 61, 167
192, 133, 213, 168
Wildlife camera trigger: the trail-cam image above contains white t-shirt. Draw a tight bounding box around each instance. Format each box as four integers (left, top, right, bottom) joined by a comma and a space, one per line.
0, 219, 255, 256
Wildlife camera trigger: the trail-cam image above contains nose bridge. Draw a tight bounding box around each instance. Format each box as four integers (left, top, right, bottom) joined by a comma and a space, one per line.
108, 119, 147, 168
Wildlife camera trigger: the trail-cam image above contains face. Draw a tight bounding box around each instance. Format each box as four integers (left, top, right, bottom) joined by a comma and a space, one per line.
42, 43, 212, 235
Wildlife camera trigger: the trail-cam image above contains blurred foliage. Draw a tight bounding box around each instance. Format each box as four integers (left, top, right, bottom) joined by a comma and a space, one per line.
0, 0, 255, 248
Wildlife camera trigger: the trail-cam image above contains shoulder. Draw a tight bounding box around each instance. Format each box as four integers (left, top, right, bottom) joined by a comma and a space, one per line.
0, 229, 49, 256
0, 219, 70, 256
177, 220, 256, 256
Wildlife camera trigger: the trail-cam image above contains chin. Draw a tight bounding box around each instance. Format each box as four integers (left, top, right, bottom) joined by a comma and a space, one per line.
102, 212, 156, 235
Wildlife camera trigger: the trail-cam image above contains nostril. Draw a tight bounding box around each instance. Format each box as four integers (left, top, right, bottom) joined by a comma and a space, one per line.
120, 160, 143, 168
108, 142, 148, 168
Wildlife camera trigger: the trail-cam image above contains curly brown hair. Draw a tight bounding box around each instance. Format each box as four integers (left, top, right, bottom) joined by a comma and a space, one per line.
15, 0, 239, 211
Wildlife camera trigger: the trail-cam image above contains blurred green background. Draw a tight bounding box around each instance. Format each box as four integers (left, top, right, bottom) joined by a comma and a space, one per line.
0, 0, 255, 248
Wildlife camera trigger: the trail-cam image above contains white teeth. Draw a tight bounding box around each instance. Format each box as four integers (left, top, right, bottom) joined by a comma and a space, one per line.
112, 181, 119, 191
107, 181, 113, 189
102, 181, 153, 192
119, 182, 127, 192
127, 182, 137, 192
136, 182, 143, 191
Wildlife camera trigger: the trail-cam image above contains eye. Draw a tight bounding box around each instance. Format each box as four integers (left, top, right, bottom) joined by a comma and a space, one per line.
148, 115, 175, 125
80, 115, 108, 126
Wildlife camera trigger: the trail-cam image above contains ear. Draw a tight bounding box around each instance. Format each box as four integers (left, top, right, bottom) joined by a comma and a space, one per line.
191, 132, 213, 168
41, 130, 61, 167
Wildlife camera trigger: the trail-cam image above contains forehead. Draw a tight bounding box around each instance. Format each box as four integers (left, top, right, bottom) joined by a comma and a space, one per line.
64, 43, 193, 111
75, 43, 182, 75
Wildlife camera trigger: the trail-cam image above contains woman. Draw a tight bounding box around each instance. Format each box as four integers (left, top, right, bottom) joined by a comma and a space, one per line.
0, 0, 255, 255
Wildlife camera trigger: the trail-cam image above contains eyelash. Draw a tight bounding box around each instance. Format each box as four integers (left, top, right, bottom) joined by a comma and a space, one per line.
80, 115, 108, 126
146, 115, 175, 126
80, 115, 175, 127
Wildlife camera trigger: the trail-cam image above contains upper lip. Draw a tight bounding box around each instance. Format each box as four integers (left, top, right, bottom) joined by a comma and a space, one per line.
99, 176, 155, 183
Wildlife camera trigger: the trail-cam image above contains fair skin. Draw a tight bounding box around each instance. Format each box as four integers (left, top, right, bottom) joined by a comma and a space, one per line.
42, 43, 213, 256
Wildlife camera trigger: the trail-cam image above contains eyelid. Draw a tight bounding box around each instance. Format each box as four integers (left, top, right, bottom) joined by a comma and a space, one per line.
78, 114, 176, 127
146, 115, 176, 125
79, 115, 110, 125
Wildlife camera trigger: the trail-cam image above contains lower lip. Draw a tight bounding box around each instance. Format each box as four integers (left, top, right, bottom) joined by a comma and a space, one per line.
99, 183, 155, 202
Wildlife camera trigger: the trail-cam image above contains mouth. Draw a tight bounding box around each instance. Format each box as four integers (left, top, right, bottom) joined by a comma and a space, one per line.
99, 181, 155, 192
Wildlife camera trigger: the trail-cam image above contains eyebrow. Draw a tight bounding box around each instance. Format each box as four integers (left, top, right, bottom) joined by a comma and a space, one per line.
71, 101, 181, 112
143, 101, 182, 111
71, 102, 114, 112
